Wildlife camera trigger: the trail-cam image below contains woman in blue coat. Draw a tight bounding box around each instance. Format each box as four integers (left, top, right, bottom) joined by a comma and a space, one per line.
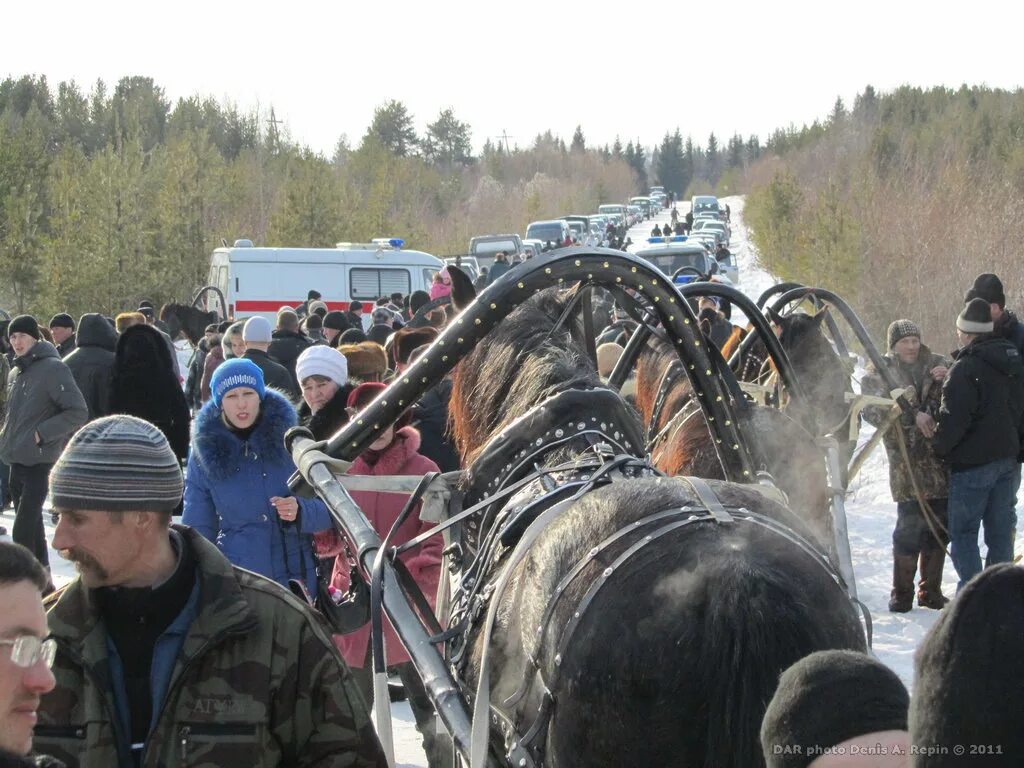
183, 357, 331, 595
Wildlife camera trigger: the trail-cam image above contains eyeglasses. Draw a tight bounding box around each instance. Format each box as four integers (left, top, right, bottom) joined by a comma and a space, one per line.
0, 636, 57, 669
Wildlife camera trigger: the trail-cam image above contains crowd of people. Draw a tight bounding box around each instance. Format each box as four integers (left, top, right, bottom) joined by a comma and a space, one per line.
0, 265, 1022, 765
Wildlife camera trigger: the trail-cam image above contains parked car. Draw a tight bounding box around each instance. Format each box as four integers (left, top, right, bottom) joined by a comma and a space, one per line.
562, 215, 591, 241
526, 219, 572, 246
630, 196, 653, 219
690, 195, 720, 218
521, 238, 546, 257
470, 234, 523, 269
631, 237, 732, 284
444, 255, 480, 281
692, 219, 730, 244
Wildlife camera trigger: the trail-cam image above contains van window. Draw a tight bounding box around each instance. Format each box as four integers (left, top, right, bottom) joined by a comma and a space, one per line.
350, 268, 411, 300
526, 223, 566, 243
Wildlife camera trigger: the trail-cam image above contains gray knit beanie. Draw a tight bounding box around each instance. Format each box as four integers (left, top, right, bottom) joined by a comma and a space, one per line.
49, 415, 184, 512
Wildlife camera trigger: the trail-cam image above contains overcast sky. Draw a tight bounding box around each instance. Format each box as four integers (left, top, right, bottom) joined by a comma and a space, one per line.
6, 0, 1023, 155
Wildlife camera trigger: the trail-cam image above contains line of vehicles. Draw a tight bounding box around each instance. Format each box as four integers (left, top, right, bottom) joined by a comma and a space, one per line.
202, 192, 735, 322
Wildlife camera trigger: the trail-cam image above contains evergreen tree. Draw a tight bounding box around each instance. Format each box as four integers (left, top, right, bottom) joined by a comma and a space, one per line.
746, 134, 761, 161
365, 100, 418, 156
422, 108, 472, 167
705, 132, 720, 185
656, 130, 686, 195
571, 124, 585, 152
726, 133, 745, 168
612, 136, 623, 157
829, 96, 847, 125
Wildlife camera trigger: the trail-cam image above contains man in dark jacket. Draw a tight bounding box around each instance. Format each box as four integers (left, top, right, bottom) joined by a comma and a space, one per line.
487, 252, 511, 284
933, 298, 1024, 591
62, 314, 116, 423
862, 320, 951, 611
46, 316, 75, 359
966, 273, 1024, 356
294, 289, 322, 319
242, 316, 297, 398
37, 416, 386, 768
268, 309, 313, 390
184, 324, 218, 412
0, 316, 87, 567
322, 311, 350, 347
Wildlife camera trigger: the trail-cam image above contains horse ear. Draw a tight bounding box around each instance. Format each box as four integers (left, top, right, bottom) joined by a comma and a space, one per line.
766, 307, 785, 327
811, 306, 831, 326
448, 266, 476, 311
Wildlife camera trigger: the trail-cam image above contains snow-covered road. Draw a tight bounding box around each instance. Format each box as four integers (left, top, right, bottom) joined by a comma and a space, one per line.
6, 195, 1010, 767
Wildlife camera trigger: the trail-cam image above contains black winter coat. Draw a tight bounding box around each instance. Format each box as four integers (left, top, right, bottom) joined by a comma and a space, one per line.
55, 335, 76, 358
933, 335, 1024, 470
268, 329, 313, 388
298, 384, 352, 441
63, 314, 116, 421
109, 324, 191, 461
413, 378, 460, 472
995, 310, 1024, 358
243, 348, 297, 399
184, 339, 208, 411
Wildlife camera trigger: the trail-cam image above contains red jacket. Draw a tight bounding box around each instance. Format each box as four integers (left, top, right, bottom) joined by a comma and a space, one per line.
314, 426, 442, 668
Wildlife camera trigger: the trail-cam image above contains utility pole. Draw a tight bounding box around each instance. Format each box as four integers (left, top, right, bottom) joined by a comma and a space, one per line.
267, 107, 283, 154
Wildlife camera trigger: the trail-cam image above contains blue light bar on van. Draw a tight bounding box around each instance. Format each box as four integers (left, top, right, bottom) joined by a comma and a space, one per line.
674, 274, 700, 284
646, 236, 689, 244
389, 238, 405, 249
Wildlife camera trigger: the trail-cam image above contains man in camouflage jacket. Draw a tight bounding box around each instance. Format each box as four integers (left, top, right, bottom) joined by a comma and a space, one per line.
862, 320, 951, 613
33, 415, 386, 768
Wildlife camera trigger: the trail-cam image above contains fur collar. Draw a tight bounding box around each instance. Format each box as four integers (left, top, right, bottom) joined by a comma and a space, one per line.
352, 426, 422, 475
192, 389, 297, 480
298, 384, 352, 441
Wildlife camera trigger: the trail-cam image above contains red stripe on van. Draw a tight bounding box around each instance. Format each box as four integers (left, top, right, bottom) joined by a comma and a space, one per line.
234, 300, 354, 312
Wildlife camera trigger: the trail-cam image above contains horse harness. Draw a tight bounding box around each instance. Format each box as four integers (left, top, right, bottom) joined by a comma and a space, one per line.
429, 388, 861, 768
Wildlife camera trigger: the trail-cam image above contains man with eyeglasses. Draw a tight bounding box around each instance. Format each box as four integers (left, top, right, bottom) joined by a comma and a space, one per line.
0, 541, 58, 764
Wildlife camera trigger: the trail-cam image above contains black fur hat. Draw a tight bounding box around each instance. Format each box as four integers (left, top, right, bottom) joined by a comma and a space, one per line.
761, 650, 909, 767
909, 563, 1024, 765
964, 273, 1005, 308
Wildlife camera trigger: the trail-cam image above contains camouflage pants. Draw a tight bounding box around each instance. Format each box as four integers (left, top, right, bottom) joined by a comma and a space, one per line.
893, 498, 948, 556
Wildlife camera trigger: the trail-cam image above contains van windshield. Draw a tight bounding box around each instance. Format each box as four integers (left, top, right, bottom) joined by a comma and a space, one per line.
527, 224, 565, 242
473, 239, 518, 255
635, 249, 708, 275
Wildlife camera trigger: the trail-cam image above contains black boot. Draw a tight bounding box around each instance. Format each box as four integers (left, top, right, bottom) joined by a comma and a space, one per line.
917, 547, 950, 609
889, 554, 916, 613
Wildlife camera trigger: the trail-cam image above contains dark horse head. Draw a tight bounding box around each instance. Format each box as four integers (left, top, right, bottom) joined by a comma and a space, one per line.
447, 269, 865, 767
160, 302, 218, 346
734, 307, 854, 439
635, 334, 833, 549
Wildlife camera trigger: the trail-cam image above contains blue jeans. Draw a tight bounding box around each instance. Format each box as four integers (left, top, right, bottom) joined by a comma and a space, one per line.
948, 458, 1018, 592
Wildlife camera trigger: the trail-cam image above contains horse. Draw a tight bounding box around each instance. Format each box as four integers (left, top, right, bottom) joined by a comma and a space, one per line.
722, 306, 853, 440
445, 272, 865, 767
634, 333, 833, 546
160, 302, 218, 346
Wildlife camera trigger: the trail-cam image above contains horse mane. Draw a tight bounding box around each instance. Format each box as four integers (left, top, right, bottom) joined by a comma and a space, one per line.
450, 287, 613, 468
160, 302, 216, 345
718, 323, 748, 361
776, 312, 852, 434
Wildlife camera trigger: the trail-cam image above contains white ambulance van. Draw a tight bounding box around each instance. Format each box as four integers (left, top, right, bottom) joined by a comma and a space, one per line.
204, 239, 443, 320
